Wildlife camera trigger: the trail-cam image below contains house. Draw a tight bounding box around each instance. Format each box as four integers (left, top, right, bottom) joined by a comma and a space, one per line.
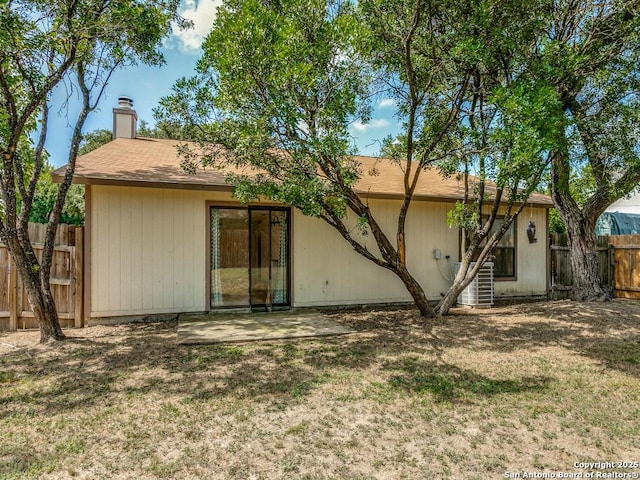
605, 190, 640, 214
54, 100, 553, 325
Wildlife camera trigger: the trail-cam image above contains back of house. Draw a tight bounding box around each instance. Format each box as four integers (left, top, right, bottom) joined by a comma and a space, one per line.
53, 101, 553, 325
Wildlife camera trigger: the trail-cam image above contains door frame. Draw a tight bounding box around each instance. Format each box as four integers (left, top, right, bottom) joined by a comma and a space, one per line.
206, 203, 292, 311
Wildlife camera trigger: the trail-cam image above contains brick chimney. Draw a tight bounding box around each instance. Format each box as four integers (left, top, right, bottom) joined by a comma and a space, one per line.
112, 96, 137, 139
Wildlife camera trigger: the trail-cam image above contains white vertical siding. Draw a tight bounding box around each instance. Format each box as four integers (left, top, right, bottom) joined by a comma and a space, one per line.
90, 186, 229, 317
495, 207, 548, 296
128, 187, 143, 311
140, 190, 155, 310
292, 199, 548, 306
118, 187, 133, 311
89, 185, 549, 317
292, 199, 462, 306
107, 187, 120, 311
151, 188, 166, 309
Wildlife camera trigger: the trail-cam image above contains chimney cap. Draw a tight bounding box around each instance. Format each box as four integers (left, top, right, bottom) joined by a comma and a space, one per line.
118, 96, 134, 109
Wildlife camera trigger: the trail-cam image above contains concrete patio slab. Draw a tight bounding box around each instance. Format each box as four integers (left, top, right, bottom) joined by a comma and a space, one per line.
177, 309, 354, 344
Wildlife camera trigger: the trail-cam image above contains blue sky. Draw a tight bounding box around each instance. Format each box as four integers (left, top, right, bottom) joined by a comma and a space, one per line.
46, 0, 401, 167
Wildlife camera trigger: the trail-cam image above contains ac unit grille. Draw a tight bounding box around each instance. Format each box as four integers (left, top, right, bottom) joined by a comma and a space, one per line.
456, 262, 494, 307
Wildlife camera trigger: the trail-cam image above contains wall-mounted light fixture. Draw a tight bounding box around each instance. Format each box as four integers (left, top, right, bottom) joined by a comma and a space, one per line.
526, 220, 537, 243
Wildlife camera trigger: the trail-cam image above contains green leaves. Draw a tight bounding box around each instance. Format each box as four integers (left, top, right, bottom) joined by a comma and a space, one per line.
160, 0, 560, 221
537, 0, 640, 208
29, 170, 85, 226
447, 201, 479, 230
158, 0, 368, 218
0, 0, 189, 337
78, 129, 112, 156
0, 0, 187, 149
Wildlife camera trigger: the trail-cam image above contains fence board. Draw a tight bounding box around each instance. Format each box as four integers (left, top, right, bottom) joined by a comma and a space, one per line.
597, 236, 611, 286
8, 257, 17, 330
614, 245, 640, 299
0, 223, 82, 331
549, 234, 573, 299
0, 249, 10, 312
550, 233, 640, 299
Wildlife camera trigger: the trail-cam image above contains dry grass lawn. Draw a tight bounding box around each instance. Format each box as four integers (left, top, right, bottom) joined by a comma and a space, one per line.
1, 300, 640, 479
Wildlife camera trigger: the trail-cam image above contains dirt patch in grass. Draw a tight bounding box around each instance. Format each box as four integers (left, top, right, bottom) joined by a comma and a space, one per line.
2, 300, 640, 479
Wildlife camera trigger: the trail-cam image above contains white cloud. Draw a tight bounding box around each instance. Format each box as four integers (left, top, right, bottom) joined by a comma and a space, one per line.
352, 118, 390, 132
378, 98, 396, 108
170, 0, 222, 53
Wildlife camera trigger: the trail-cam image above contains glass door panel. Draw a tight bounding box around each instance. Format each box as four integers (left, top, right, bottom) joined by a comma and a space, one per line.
250, 210, 271, 307
270, 210, 289, 305
210, 208, 249, 307
249, 208, 290, 308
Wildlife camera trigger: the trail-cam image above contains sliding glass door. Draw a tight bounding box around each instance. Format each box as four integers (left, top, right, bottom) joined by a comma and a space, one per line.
210, 206, 290, 309
269, 210, 289, 305
249, 210, 270, 306
210, 208, 250, 307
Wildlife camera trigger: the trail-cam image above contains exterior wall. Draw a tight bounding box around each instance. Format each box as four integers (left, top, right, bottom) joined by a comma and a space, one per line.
293, 199, 549, 306
89, 186, 231, 317
89, 185, 549, 318
494, 207, 548, 297
292, 199, 458, 305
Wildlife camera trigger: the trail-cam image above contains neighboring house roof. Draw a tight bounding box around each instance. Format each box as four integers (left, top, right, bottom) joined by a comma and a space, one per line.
605, 190, 640, 214
52, 136, 553, 206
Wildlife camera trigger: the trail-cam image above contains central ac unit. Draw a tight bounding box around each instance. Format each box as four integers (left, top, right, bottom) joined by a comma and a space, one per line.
455, 261, 494, 307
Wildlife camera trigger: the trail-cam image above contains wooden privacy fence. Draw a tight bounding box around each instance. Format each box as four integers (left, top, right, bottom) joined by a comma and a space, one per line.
550, 233, 640, 299
608, 235, 640, 299
0, 224, 83, 331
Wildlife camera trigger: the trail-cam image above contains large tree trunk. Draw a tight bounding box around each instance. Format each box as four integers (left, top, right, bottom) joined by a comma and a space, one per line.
393, 264, 435, 319
25, 277, 65, 343
437, 251, 483, 316
551, 145, 609, 301
8, 239, 65, 343
564, 213, 609, 301
438, 264, 467, 316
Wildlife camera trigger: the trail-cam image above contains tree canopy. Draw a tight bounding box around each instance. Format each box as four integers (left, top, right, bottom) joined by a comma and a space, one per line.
29, 127, 116, 227
29, 166, 84, 226
537, 0, 640, 300
157, 0, 561, 317
78, 129, 113, 156
0, 0, 189, 341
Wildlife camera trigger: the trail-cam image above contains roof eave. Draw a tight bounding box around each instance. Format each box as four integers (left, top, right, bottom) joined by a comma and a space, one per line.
55, 174, 234, 192
358, 191, 554, 208
55, 175, 553, 207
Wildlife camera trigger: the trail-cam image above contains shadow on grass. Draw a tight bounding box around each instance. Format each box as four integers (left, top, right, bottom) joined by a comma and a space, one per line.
386, 361, 550, 403
0, 450, 58, 480
430, 300, 640, 378
1, 300, 639, 420
0, 323, 357, 418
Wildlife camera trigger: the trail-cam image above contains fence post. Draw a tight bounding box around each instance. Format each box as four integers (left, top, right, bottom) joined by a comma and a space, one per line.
609, 243, 616, 296
8, 258, 18, 331
74, 227, 84, 328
